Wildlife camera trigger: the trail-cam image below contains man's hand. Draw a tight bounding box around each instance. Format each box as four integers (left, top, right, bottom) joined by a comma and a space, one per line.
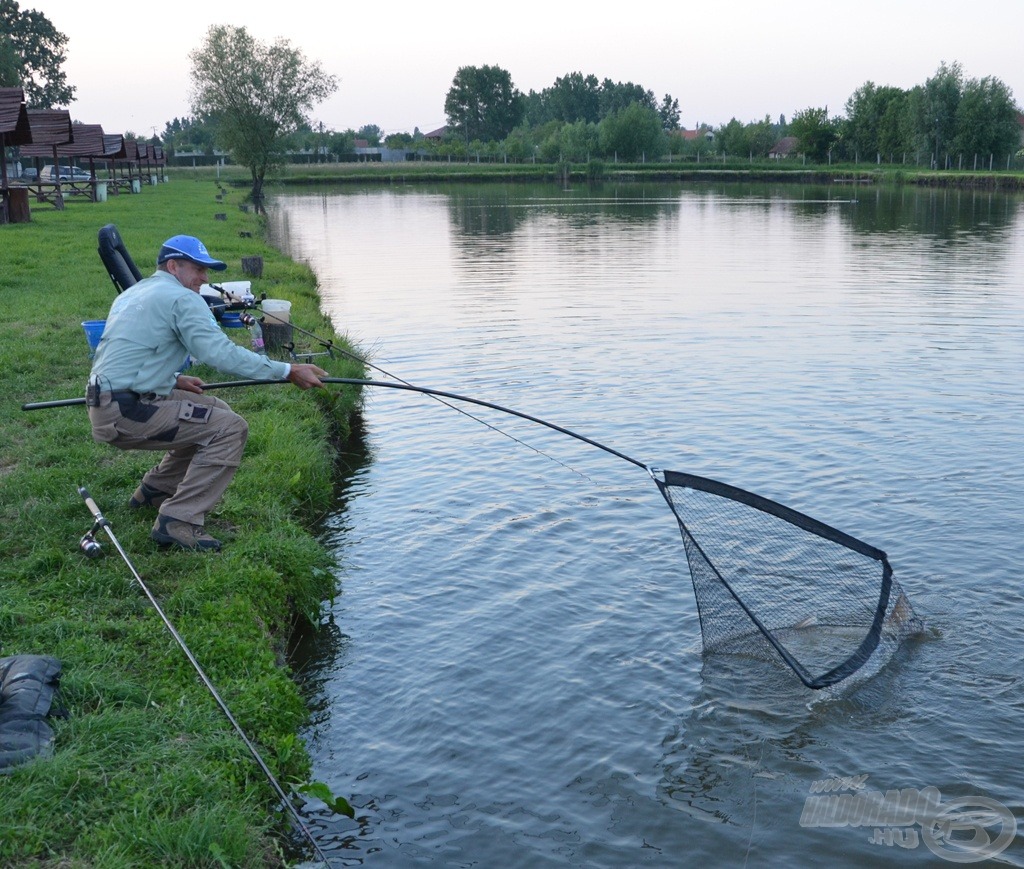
175, 374, 205, 394
287, 363, 329, 390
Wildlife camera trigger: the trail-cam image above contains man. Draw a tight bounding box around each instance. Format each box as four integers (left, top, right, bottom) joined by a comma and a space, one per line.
86, 234, 328, 552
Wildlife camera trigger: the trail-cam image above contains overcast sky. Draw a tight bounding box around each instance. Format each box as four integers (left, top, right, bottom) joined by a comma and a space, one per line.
35, 0, 1024, 138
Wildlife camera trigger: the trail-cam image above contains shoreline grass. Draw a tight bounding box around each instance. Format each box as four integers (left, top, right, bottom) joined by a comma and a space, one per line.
172, 158, 1024, 191
0, 178, 364, 865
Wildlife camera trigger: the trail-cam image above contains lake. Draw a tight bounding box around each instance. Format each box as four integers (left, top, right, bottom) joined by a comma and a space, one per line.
267, 181, 1024, 866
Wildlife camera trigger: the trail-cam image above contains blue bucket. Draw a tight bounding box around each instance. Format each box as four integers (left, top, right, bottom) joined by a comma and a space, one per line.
220, 312, 243, 328
82, 320, 106, 355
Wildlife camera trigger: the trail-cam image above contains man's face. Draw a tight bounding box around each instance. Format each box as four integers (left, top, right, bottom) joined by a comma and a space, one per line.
167, 258, 209, 293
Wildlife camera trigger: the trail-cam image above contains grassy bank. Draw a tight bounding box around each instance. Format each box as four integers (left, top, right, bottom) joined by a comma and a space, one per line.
0, 179, 364, 865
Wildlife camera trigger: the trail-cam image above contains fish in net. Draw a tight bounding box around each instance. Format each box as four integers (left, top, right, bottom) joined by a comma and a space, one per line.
654, 469, 923, 689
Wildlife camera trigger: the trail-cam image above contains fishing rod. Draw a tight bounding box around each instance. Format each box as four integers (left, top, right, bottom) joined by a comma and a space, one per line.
77, 488, 331, 866
26, 379, 648, 473
223, 293, 580, 471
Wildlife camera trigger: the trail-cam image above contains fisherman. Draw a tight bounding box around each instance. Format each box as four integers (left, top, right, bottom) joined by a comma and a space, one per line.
86, 234, 328, 552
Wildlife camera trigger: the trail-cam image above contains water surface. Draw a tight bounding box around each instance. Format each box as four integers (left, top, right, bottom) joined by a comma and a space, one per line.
269, 182, 1024, 866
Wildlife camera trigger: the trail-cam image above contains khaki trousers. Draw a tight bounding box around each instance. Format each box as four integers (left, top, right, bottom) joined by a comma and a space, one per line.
88, 389, 248, 526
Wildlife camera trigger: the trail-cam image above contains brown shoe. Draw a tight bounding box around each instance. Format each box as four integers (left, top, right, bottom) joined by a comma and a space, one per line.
151, 515, 222, 552
130, 482, 172, 510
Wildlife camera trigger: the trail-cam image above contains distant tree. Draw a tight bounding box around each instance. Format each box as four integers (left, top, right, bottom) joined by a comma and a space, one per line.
599, 102, 664, 161
716, 118, 749, 156
503, 125, 533, 162
747, 115, 777, 157
189, 24, 337, 201
916, 61, 965, 163
384, 131, 413, 148
0, 0, 74, 106
522, 88, 552, 127
659, 94, 681, 130
160, 116, 217, 157
952, 75, 1020, 161
328, 129, 356, 158
845, 82, 909, 159
560, 119, 599, 162
444, 64, 524, 142
598, 79, 656, 117
0, 33, 19, 87
357, 124, 383, 146
789, 106, 839, 161
872, 93, 914, 158
548, 71, 601, 124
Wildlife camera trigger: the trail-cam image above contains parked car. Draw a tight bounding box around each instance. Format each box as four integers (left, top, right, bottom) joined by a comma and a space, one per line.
40, 164, 93, 182
19, 167, 38, 182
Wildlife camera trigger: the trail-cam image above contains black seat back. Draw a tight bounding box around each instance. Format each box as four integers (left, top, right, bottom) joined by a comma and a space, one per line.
97, 223, 143, 293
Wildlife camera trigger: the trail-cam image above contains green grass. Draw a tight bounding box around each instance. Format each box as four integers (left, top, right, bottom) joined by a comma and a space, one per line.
0, 177, 365, 866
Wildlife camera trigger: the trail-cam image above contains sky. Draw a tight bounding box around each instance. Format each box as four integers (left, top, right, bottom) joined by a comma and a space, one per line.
28, 0, 1024, 139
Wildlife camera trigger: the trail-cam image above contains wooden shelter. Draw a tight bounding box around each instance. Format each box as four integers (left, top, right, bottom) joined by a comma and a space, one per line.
1, 88, 32, 223
13, 109, 74, 209
21, 121, 107, 203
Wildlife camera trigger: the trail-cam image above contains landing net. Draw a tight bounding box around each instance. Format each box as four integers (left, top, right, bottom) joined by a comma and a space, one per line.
654, 470, 922, 689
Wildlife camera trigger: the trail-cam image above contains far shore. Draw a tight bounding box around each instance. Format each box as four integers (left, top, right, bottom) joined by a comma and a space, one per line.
170, 159, 1024, 191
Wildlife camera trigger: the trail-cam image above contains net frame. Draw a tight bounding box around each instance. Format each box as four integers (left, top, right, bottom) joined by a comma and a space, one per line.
654, 469, 907, 689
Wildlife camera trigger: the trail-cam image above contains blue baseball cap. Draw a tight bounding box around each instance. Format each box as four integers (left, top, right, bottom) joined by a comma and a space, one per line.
157, 235, 227, 271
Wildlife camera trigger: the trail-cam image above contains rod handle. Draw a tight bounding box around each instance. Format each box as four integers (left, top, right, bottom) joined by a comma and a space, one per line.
78, 486, 107, 525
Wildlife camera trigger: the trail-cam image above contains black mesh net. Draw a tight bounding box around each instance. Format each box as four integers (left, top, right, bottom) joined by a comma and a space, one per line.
655, 470, 922, 689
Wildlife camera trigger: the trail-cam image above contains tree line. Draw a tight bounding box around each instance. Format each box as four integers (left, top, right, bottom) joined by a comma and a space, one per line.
167, 57, 1021, 179
431, 60, 1020, 169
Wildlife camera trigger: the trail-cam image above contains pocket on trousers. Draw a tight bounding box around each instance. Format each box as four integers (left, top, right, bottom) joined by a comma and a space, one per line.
177, 401, 212, 423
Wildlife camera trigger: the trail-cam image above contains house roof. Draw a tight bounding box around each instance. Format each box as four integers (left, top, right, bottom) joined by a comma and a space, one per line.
769, 136, 799, 156
424, 126, 447, 139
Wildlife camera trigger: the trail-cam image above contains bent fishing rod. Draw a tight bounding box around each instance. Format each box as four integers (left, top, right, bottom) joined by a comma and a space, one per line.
77, 487, 332, 865
216, 292, 577, 469
25, 378, 649, 474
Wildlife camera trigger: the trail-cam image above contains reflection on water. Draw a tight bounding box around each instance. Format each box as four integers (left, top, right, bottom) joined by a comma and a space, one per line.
270, 182, 1024, 866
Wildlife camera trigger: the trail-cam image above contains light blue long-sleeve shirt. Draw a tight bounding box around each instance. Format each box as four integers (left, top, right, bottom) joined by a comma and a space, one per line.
89, 270, 290, 394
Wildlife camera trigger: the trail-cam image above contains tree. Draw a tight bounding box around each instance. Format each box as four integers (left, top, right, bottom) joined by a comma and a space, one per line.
658, 94, 681, 131
716, 118, 749, 156
444, 64, 524, 142
747, 115, 778, 157
0, 33, 19, 87
844, 82, 908, 159
598, 102, 664, 161
0, 0, 74, 106
189, 25, 337, 201
789, 106, 839, 161
384, 131, 413, 149
356, 124, 383, 146
547, 71, 601, 124
598, 79, 656, 117
916, 61, 964, 164
952, 75, 1020, 162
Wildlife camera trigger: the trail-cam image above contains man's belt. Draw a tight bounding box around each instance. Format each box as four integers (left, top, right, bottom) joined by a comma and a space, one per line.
110, 390, 158, 402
